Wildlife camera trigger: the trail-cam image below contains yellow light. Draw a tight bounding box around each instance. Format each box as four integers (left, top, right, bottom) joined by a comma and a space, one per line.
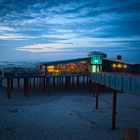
123, 64, 127, 68
47, 65, 54, 72
117, 64, 122, 68
112, 63, 116, 68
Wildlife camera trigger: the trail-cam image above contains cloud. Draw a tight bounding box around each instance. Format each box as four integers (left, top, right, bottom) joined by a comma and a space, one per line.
0, 0, 140, 62
16, 43, 74, 53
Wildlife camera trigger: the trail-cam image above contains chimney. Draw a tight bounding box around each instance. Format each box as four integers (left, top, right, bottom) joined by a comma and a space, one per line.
117, 55, 122, 60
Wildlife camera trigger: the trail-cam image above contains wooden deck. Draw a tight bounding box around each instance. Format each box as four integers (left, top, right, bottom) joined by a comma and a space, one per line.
89, 72, 140, 130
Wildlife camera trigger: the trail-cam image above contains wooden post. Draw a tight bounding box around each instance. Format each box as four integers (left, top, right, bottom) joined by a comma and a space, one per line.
72, 76, 74, 86
36, 78, 39, 85
53, 77, 55, 87
83, 75, 85, 84
62, 77, 64, 86
95, 83, 100, 109
89, 80, 92, 93
112, 90, 117, 130
77, 76, 79, 87
87, 75, 89, 84
39, 78, 42, 86
33, 77, 35, 88
17, 78, 20, 88
7, 78, 11, 99
43, 77, 46, 93
92, 82, 95, 97
46, 77, 50, 94
68, 76, 71, 91
65, 76, 68, 91
11, 78, 13, 92
24, 78, 29, 97
29, 78, 32, 88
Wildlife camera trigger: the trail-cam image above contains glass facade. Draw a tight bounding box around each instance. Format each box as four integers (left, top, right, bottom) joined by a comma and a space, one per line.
91, 55, 102, 65
89, 51, 107, 73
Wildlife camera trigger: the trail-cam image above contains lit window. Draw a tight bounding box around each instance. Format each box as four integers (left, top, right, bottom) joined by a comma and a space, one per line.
123, 64, 127, 68
112, 63, 116, 68
117, 64, 122, 68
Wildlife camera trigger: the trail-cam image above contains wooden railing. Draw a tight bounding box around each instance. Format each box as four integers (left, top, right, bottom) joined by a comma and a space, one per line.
90, 72, 140, 94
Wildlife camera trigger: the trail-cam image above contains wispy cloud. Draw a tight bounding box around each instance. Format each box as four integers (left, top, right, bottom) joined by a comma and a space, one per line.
0, 0, 140, 62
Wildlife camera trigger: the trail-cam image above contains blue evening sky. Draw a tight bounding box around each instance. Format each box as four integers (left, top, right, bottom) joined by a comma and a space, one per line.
0, 0, 140, 62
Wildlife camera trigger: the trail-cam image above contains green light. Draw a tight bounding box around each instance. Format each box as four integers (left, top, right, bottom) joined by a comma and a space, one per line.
92, 65, 96, 72
91, 57, 102, 64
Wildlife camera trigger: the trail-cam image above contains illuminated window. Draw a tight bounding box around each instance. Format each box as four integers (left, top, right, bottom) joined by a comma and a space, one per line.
123, 64, 127, 68
47, 66, 54, 72
117, 64, 122, 68
92, 65, 96, 73
91, 56, 102, 64
112, 63, 116, 68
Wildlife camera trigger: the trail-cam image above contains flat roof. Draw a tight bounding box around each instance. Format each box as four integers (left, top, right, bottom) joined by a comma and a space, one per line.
39, 57, 90, 66
102, 58, 139, 65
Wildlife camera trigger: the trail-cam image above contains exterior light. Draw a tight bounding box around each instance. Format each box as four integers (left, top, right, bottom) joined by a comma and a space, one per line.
123, 64, 127, 68
112, 63, 116, 68
117, 64, 122, 68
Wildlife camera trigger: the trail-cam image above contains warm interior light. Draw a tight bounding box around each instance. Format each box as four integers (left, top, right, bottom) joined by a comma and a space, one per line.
123, 64, 127, 68
47, 65, 54, 72
112, 63, 116, 68
117, 63, 122, 68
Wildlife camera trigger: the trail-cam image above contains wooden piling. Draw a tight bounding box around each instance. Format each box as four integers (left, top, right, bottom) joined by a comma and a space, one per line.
112, 90, 117, 130
65, 76, 68, 91
11, 78, 13, 92
24, 78, 29, 97
83, 75, 85, 84
77, 76, 79, 87
7, 78, 11, 99
43, 77, 46, 93
53, 77, 55, 87
33, 77, 35, 88
95, 83, 100, 109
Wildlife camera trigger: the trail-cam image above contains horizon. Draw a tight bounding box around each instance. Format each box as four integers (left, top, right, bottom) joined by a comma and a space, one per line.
0, 0, 140, 63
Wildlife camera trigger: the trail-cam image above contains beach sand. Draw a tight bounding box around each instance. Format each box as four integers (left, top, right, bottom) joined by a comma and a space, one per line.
0, 84, 140, 140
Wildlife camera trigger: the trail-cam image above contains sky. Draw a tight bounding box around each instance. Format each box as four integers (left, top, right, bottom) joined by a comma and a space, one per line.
0, 0, 140, 62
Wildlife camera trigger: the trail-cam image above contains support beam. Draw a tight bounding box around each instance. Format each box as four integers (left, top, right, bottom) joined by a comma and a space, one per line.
92, 82, 95, 97
112, 90, 117, 130
87, 75, 89, 84
83, 75, 85, 84
89, 80, 92, 94
65, 76, 68, 91
95, 83, 100, 109
17, 78, 20, 88
33, 77, 35, 88
7, 78, 11, 99
43, 77, 46, 93
24, 78, 29, 97
68, 76, 71, 91
53, 77, 55, 87
72, 76, 74, 86
46, 77, 50, 94
77, 76, 79, 87
11, 78, 13, 92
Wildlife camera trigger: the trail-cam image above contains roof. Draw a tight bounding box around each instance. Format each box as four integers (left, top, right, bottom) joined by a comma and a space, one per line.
39, 57, 90, 66
103, 58, 138, 65
88, 51, 107, 56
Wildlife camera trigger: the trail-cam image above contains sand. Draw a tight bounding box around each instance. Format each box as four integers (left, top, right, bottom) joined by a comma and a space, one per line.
0, 84, 140, 140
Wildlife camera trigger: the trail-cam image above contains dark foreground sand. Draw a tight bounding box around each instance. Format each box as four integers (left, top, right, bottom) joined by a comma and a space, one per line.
0, 85, 140, 140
